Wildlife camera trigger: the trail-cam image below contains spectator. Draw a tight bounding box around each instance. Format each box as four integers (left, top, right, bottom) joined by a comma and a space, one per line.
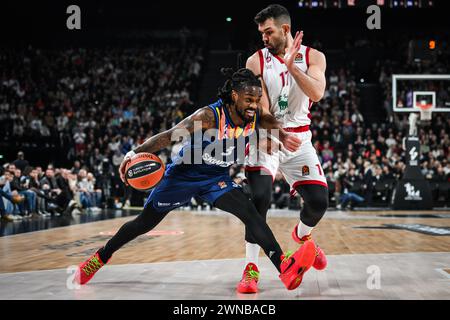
12, 151, 29, 172
337, 168, 365, 210
77, 169, 98, 211
87, 172, 102, 210
1, 170, 25, 220
431, 165, 449, 183
321, 141, 334, 163
272, 172, 290, 209
362, 161, 374, 206
28, 168, 51, 217
9, 168, 37, 217
71, 160, 81, 175
40, 168, 66, 216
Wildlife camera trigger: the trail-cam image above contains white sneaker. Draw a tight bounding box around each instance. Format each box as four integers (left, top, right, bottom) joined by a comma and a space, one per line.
123, 200, 131, 209
13, 215, 23, 221
68, 200, 76, 207
91, 207, 101, 212
1, 215, 14, 222
72, 208, 82, 215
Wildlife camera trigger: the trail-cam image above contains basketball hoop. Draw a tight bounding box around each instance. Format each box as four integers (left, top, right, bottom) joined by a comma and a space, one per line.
417, 101, 433, 121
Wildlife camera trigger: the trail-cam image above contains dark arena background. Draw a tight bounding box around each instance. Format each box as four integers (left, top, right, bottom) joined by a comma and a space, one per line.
0, 0, 449, 308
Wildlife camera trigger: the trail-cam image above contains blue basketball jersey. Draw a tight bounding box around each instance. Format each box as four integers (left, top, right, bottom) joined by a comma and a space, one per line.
144, 100, 259, 212
166, 99, 259, 179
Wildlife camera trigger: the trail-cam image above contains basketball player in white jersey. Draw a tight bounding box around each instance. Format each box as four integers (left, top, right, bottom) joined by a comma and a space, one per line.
236, 4, 328, 293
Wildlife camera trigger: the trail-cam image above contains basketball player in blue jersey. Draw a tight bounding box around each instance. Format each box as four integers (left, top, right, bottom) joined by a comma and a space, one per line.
75, 68, 317, 291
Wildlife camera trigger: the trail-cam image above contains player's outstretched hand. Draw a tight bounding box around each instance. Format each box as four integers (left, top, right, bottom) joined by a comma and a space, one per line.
284, 30, 303, 70
280, 132, 302, 152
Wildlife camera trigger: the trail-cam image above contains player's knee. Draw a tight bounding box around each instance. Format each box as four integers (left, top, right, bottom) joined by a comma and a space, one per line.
138, 205, 163, 232
301, 185, 329, 212
309, 196, 328, 216
247, 172, 272, 211
301, 186, 328, 226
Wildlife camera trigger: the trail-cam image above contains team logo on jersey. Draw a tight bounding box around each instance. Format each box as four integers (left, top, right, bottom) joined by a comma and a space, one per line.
278, 93, 289, 111
218, 181, 227, 189
302, 165, 310, 176
294, 52, 303, 63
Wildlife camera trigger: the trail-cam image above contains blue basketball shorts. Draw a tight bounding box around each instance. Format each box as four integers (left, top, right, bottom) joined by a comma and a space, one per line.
144, 171, 241, 213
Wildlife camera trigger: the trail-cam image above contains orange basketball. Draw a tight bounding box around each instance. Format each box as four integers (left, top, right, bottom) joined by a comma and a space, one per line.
125, 153, 165, 191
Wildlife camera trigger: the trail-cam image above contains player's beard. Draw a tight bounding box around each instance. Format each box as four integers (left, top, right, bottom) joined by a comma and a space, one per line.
236, 107, 255, 124
266, 36, 287, 56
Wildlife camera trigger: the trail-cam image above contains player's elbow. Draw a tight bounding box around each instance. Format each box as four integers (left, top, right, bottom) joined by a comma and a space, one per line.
310, 91, 324, 102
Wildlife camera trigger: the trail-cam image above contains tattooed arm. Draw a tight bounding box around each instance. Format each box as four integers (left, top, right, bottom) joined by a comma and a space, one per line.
119, 107, 216, 183
134, 107, 216, 154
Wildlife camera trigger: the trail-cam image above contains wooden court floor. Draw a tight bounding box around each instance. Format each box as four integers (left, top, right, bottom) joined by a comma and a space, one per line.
0, 209, 449, 274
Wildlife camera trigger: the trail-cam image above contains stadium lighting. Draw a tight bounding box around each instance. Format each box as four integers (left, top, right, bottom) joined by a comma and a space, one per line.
226, 17, 232, 22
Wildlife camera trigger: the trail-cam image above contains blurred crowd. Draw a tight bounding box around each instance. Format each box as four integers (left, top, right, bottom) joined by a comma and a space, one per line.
1, 45, 203, 220
0, 44, 203, 161
1, 151, 103, 221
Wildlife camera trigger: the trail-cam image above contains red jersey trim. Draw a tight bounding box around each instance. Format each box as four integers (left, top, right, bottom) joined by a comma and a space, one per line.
283, 125, 310, 133
306, 46, 311, 67
307, 98, 313, 120
258, 50, 264, 78
273, 54, 285, 64
292, 180, 328, 189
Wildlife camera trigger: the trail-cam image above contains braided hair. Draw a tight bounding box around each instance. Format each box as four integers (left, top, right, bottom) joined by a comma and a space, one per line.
217, 68, 261, 105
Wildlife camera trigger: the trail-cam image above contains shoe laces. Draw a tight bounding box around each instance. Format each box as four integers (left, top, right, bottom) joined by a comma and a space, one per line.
82, 255, 103, 276
244, 269, 260, 282
281, 250, 293, 263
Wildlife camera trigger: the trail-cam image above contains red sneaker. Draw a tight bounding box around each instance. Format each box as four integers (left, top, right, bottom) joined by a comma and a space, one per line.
74, 251, 107, 285
292, 225, 327, 270
279, 240, 316, 290
236, 263, 260, 294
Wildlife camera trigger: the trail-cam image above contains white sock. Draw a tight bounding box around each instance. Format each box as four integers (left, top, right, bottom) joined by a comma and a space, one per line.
245, 242, 260, 266
297, 220, 314, 239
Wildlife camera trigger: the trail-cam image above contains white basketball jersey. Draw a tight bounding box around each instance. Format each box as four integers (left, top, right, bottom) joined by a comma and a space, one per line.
258, 45, 313, 127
